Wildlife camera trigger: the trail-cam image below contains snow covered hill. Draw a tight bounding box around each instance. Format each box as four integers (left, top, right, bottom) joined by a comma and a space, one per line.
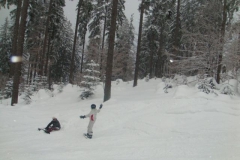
0, 78, 240, 160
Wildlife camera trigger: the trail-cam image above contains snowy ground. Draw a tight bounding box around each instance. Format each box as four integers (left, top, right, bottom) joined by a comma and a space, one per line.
0, 78, 240, 160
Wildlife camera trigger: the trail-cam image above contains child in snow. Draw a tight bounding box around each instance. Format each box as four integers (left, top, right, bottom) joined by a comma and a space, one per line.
44, 117, 61, 134
80, 104, 103, 139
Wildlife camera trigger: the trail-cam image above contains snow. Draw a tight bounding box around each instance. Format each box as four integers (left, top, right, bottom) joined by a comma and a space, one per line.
0, 78, 240, 160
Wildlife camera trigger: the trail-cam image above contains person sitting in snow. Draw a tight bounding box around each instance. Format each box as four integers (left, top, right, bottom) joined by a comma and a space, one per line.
80, 104, 103, 139
44, 117, 61, 134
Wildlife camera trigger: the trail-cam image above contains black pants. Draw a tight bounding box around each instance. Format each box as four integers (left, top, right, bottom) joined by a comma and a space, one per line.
46, 127, 60, 133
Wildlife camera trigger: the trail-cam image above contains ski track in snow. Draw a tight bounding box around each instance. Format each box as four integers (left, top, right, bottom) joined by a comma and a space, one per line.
0, 79, 240, 160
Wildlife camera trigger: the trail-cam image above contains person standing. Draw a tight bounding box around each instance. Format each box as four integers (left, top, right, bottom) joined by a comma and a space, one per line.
80, 104, 103, 139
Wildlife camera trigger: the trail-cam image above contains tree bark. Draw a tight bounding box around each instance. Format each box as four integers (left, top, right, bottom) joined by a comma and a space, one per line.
9, 0, 22, 77
133, 0, 144, 87
69, 0, 83, 84
11, 0, 29, 106
99, 0, 108, 79
173, 0, 181, 58
80, 32, 86, 73
216, 0, 227, 84
149, 50, 154, 78
104, 0, 118, 102
101, 0, 108, 50
155, 26, 164, 78
44, 36, 51, 76
40, 0, 53, 76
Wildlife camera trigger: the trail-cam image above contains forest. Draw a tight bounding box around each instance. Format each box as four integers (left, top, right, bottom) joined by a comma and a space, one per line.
0, 0, 240, 105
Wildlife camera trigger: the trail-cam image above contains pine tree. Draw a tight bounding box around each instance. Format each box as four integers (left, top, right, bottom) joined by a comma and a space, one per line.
11, 0, 30, 106
0, 17, 11, 75
70, 0, 83, 84
133, 0, 150, 87
2, 78, 13, 99
104, 0, 118, 102
141, 15, 159, 78
0, 0, 15, 9
25, 0, 45, 84
78, 0, 94, 73
80, 60, 100, 99
114, 16, 135, 81
51, 19, 74, 83
151, 0, 175, 78
216, 0, 240, 83
89, 0, 126, 79
9, 0, 22, 77
23, 84, 33, 104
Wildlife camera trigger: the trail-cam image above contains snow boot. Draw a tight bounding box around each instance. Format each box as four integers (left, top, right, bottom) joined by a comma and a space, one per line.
86, 133, 92, 139
44, 130, 50, 134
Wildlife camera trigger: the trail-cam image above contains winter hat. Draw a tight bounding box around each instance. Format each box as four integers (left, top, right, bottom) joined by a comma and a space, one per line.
91, 104, 96, 109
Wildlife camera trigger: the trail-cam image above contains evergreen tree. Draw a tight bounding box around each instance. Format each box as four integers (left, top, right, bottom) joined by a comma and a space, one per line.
114, 16, 135, 81
2, 78, 13, 99
23, 84, 33, 104
51, 19, 74, 83
11, 0, 29, 106
150, 0, 175, 78
25, 0, 45, 84
134, 0, 173, 80
41, 0, 68, 88
69, 0, 83, 84
0, 0, 15, 9
104, 0, 118, 102
80, 60, 100, 99
133, 0, 150, 87
0, 17, 11, 75
88, 0, 126, 79
9, 0, 22, 77
216, 0, 240, 83
141, 14, 159, 78
78, 0, 94, 73
86, 31, 102, 64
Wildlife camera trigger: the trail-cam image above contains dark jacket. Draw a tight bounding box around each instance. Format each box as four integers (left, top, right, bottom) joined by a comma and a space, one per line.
46, 119, 61, 129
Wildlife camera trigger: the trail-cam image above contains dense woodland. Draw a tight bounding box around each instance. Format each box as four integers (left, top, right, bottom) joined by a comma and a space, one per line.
0, 0, 240, 105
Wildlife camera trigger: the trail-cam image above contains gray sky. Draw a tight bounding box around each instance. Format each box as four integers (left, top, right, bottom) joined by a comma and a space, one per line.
64, 0, 140, 32
0, 6, 15, 26
0, 0, 140, 34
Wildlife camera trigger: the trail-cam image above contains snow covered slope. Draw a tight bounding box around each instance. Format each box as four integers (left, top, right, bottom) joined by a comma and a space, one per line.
0, 79, 240, 160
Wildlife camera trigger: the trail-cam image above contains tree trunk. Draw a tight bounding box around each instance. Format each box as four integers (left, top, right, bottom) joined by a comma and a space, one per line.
155, 26, 164, 78
33, 49, 39, 82
11, 0, 29, 106
149, 50, 154, 78
216, 0, 227, 84
40, 0, 53, 76
104, 0, 118, 102
133, 0, 144, 87
47, 41, 54, 90
101, 1, 108, 50
100, 0, 108, 79
173, 0, 181, 58
29, 60, 33, 84
80, 32, 86, 73
9, 0, 22, 77
69, 0, 83, 84
44, 31, 52, 76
